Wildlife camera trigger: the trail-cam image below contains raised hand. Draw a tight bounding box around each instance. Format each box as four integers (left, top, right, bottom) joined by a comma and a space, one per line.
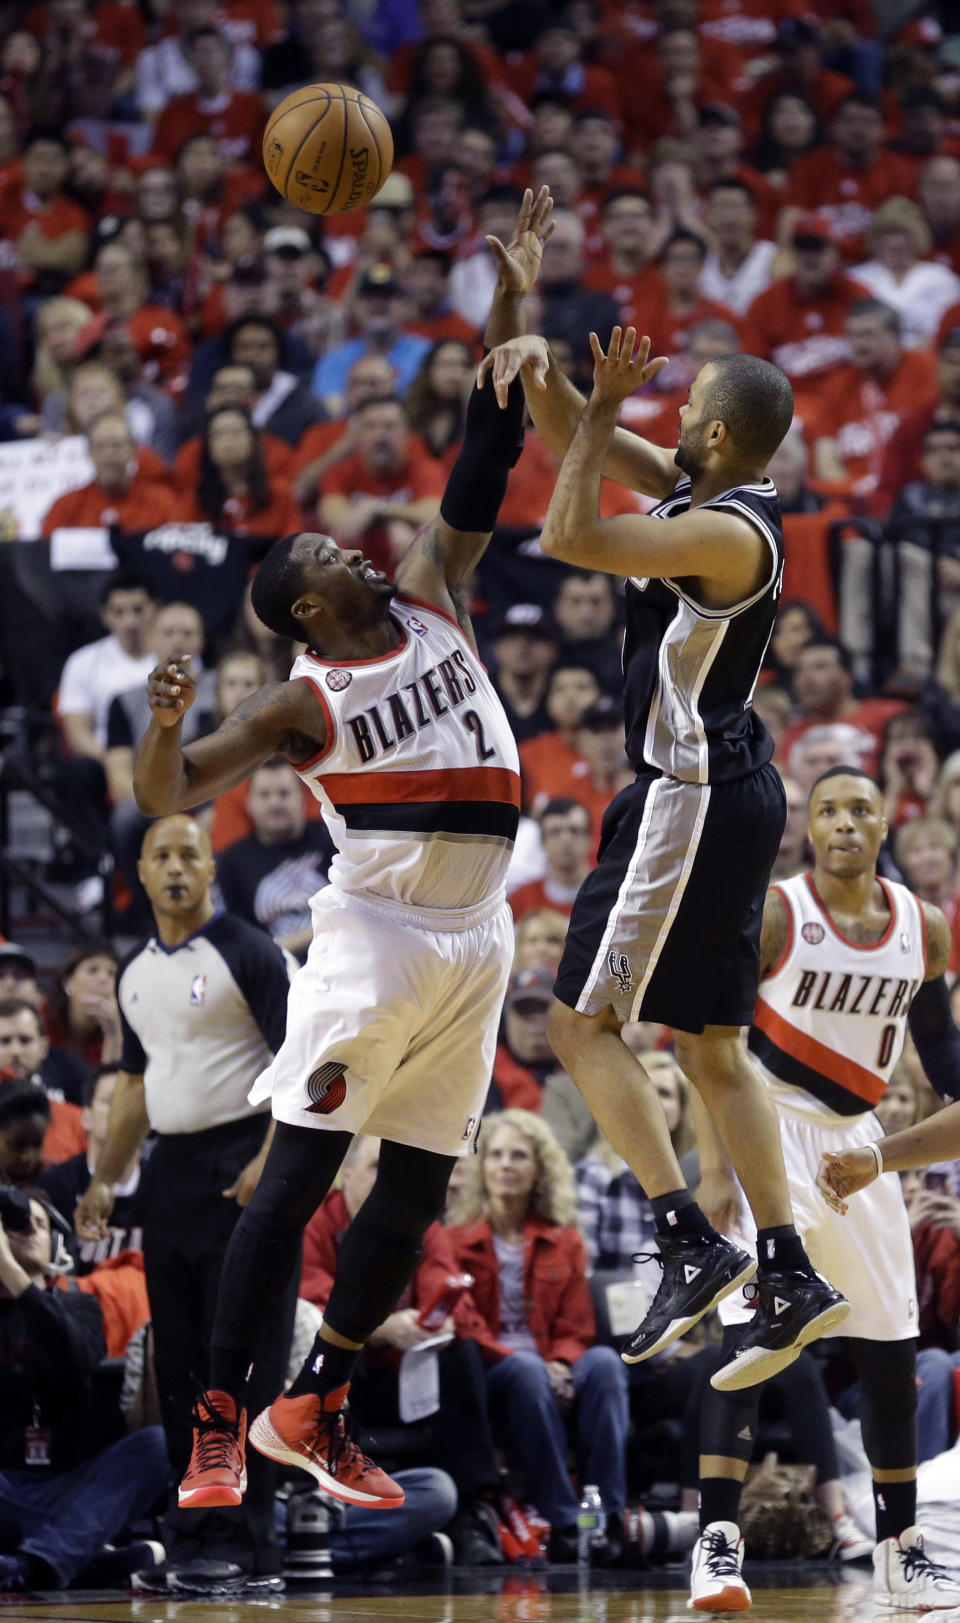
589, 326, 669, 406
485, 184, 555, 298
816, 1147, 878, 1214
477, 334, 550, 408
147, 654, 197, 728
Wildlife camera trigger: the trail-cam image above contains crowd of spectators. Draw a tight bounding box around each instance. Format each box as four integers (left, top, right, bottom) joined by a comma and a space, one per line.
4, 0, 960, 1592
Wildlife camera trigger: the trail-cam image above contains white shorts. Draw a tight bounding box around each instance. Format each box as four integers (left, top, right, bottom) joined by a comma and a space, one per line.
720, 1096, 918, 1342
249, 885, 514, 1157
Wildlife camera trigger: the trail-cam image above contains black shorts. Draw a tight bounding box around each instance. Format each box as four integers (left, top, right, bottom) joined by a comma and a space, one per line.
554, 763, 786, 1034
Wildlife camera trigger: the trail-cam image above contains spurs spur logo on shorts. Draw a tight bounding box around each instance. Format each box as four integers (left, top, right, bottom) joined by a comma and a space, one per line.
326, 669, 352, 692
608, 950, 633, 994
306, 1060, 348, 1114
802, 923, 825, 945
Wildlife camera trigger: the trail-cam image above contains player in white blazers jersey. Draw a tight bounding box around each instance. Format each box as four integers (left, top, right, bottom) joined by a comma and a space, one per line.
689, 766, 960, 1615
129, 188, 554, 1520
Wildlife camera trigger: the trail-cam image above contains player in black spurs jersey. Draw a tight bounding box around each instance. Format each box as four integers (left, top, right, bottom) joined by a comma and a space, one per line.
480, 310, 849, 1389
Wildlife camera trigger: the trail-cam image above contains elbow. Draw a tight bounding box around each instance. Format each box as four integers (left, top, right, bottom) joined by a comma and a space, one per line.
539, 521, 576, 563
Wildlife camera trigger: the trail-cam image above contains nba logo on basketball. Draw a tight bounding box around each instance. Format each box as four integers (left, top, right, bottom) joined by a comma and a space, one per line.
189, 974, 206, 1006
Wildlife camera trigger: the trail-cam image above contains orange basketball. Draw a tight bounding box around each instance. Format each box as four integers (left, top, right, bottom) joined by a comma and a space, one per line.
262, 82, 394, 216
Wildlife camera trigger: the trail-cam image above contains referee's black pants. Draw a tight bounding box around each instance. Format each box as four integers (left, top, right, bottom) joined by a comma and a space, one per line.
141, 1115, 298, 1573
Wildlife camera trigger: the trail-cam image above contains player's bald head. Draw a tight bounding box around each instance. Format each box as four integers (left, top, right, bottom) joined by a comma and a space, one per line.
140, 814, 212, 860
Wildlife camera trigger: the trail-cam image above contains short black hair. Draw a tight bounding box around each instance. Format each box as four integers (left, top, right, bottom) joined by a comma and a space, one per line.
225, 313, 285, 360
250, 533, 310, 640
848, 297, 901, 335
0, 997, 43, 1033
0, 1083, 50, 1133
24, 125, 68, 153
82, 1063, 122, 1109
924, 419, 960, 447
700, 354, 795, 464
540, 796, 590, 824
185, 24, 229, 48
602, 187, 651, 213
100, 567, 152, 607
809, 765, 880, 798
799, 633, 854, 672
834, 91, 882, 119
662, 229, 708, 262
707, 178, 756, 203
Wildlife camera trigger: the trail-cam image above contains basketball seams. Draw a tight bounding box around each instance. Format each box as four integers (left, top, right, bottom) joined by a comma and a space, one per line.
354, 97, 386, 200
272, 88, 333, 200
327, 84, 350, 215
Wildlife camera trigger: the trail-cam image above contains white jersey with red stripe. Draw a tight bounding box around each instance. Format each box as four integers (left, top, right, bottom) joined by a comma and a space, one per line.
746, 871, 927, 1121
288, 594, 521, 925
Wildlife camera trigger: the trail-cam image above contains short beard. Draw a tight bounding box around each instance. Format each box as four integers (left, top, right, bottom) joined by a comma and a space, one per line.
674, 439, 704, 479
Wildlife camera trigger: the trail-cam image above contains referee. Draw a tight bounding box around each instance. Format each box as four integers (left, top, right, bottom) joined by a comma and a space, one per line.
76, 813, 294, 1591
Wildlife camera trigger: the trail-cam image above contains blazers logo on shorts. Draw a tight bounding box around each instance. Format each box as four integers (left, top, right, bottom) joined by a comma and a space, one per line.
608, 951, 633, 994
306, 1060, 348, 1114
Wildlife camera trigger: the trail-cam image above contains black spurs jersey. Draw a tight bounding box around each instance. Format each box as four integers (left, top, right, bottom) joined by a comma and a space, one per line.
623, 477, 784, 784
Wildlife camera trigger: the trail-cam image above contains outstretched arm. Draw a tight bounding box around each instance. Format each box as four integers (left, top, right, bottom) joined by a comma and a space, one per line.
395, 189, 554, 635
133, 659, 327, 816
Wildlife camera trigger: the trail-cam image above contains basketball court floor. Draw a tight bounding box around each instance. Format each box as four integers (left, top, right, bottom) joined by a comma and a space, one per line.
2, 1563, 937, 1622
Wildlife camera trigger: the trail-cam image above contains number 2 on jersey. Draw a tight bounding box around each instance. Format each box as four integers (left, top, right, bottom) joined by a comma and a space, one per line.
463, 709, 495, 762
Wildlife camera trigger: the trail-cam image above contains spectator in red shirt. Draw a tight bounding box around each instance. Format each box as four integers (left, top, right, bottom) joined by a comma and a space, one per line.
583, 189, 662, 331
290, 351, 398, 508
738, 18, 854, 147
876, 326, 960, 513
748, 90, 823, 189
692, 104, 781, 240
174, 364, 293, 494
809, 298, 939, 501
174, 131, 264, 234
510, 799, 593, 923
779, 636, 906, 775
699, 176, 780, 316
2, 125, 89, 291
519, 663, 601, 815
920, 156, 960, 277
179, 405, 303, 537
783, 93, 915, 263
505, 19, 621, 130
568, 698, 635, 856
622, 25, 724, 156
571, 108, 645, 212
641, 230, 736, 394
537, 208, 621, 378
152, 25, 267, 168
889, 87, 960, 191
41, 411, 181, 537
318, 393, 445, 573
745, 211, 867, 422
402, 250, 479, 346
91, 240, 192, 396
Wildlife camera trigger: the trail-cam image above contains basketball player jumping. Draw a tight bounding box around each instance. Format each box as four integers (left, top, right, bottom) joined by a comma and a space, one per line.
127, 189, 552, 1514
480, 274, 847, 1389
688, 766, 960, 1612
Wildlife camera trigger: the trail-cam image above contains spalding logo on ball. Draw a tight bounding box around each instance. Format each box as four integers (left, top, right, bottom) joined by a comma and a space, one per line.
263, 82, 394, 216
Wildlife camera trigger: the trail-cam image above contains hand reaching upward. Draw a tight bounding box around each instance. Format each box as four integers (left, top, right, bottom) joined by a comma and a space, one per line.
589, 327, 669, 406
485, 184, 555, 298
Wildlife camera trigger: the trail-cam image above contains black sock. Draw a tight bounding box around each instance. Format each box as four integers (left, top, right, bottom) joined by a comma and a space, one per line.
208, 1346, 253, 1406
873, 1478, 917, 1543
699, 1476, 745, 1532
755, 1224, 815, 1275
650, 1190, 715, 1240
286, 1334, 361, 1400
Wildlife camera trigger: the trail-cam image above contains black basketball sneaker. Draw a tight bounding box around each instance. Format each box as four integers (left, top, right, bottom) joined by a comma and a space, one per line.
621, 1233, 757, 1364
710, 1269, 850, 1392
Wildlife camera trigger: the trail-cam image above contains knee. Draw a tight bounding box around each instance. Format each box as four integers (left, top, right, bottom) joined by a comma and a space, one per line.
672, 1031, 736, 1088
401, 1467, 459, 1528
501, 1352, 552, 1395
578, 1345, 628, 1397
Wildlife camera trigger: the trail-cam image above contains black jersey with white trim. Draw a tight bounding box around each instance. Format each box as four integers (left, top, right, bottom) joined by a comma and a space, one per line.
622, 477, 784, 785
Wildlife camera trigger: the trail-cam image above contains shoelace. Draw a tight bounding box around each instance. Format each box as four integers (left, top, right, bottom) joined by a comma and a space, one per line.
308, 1401, 376, 1480
702, 1529, 741, 1580
192, 1392, 240, 1473
900, 1544, 955, 1586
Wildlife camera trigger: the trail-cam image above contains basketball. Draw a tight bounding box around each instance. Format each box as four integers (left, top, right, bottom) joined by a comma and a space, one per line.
262, 82, 394, 216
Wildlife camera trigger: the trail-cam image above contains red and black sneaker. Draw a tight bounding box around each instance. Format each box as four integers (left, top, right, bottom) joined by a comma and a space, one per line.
178, 1390, 247, 1508
249, 1384, 405, 1509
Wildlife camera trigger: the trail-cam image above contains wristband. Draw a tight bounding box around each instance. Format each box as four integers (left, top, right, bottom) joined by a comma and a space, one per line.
866, 1139, 884, 1179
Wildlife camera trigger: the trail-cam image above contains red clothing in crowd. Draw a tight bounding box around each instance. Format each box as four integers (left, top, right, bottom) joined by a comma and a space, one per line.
582, 262, 662, 333
0, 183, 89, 286
300, 1188, 494, 1369
744, 272, 869, 421
937, 301, 960, 346
638, 282, 740, 372
509, 878, 577, 922
518, 730, 586, 814
322, 442, 446, 573
153, 87, 267, 168
496, 433, 641, 531
41, 470, 182, 536
210, 779, 325, 852
44, 1099, 86, 1164
55, 1251, 150, 1359
491, 1043, 547, 1114
178, 487, 304, 537
875, 402, 949, 514
913, 1219, 960, 1350
448, 1216, 596, 1367
173, 433, 294, 493
288, 419, 348, 483
806, 349, 940, 499
784, 148, 917, 263
780, 698, 907, 778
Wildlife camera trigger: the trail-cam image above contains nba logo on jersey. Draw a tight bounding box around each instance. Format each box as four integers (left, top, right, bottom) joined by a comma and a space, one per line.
404, 615, 428, 636
608, 951, 634, 994
900, 931, 911, 953
189, 974, 206, 1006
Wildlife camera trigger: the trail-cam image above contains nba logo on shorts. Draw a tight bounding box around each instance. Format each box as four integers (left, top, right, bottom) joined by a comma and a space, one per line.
189, 974, 206, 1006
306, 1060, 348, 1114
608, 951, 633, 994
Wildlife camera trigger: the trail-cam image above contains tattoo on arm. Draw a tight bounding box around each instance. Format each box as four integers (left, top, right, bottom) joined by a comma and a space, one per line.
760, 888, 789, 978
922, 902, 953, 982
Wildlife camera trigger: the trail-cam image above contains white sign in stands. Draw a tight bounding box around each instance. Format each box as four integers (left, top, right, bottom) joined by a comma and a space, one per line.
0, 435, 94, 540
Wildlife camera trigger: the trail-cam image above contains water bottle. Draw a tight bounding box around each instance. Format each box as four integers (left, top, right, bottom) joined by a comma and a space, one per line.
577, 1484, 603, 1566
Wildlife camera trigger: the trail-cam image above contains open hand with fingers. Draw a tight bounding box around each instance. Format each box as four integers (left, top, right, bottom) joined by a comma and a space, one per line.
477, 334, 551, 408
485, 184, 555, 298
147, 655, 197, 728
589, 327, 669, 405
816, 1147, 878, 1214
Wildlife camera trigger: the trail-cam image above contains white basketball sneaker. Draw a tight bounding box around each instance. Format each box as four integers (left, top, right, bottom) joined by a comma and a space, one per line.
688, 1522, 752, 1613
873, 1526, 960, 1609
